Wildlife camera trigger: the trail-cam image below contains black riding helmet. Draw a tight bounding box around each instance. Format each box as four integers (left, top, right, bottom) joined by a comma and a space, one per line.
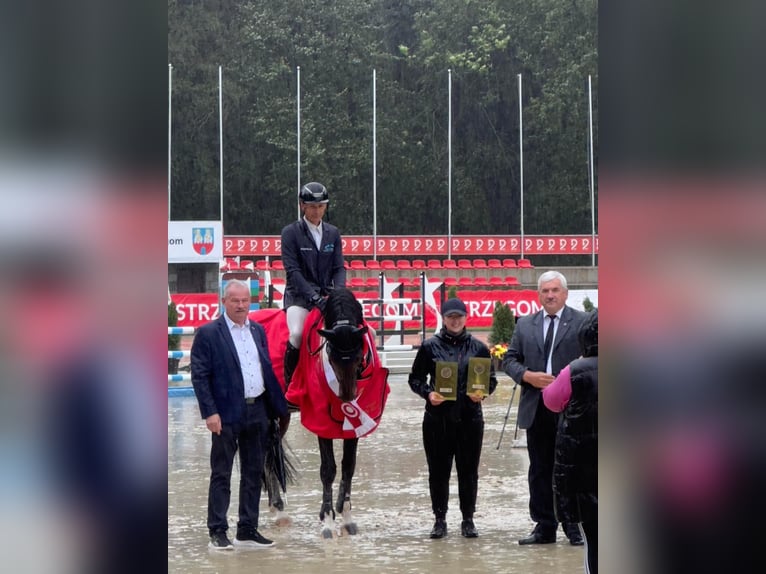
299, 182, 329, 204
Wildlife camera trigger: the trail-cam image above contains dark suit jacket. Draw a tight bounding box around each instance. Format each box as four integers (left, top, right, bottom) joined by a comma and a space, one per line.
280, 218, 345, 308
503, 306, 587, 429
191, 315, 288, 425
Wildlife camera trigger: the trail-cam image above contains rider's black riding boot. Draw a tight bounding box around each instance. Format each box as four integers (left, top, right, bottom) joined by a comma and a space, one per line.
284, 341, 300, 390
284, 341, 301, 411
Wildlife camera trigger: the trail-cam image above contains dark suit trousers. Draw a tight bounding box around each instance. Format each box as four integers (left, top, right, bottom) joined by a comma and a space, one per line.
207, 398, 269, 534
526, 398, 558, 532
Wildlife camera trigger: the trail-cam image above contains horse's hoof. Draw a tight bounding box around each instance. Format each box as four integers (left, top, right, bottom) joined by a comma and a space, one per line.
321, 527, 334, 540
342, 522, 358, 536
274, 510, 292, 527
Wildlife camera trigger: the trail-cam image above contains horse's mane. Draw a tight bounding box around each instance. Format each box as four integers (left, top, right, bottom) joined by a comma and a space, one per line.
318, 289, 367, 402
323, 287, 364, 330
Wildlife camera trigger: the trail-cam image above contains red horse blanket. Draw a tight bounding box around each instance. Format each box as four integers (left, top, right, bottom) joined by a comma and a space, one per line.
249, 308, 390, 440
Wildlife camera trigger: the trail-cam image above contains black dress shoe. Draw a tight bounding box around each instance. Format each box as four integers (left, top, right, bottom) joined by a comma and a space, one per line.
461, 519, 478, 538
518, 530, 556, 545
430, 519, 447, 539
567, 532, 584, 546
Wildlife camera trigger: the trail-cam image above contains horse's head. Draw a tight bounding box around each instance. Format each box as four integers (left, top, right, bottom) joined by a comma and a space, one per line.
318, 288, 367, 403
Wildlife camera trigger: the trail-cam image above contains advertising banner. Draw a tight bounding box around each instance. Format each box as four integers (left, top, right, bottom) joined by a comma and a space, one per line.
169, 221, 223, 263
223, 234, 598, 257
171, 289, 596, 329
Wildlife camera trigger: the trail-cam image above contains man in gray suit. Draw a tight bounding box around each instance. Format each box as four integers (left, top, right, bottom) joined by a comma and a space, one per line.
503, 270, 587, 546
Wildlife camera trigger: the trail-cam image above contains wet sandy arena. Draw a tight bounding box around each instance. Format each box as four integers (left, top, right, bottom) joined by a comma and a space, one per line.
168, 374, 585, 573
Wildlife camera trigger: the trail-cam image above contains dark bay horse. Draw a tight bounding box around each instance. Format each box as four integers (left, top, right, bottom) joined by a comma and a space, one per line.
252, 289, 390, 538
284, 288, 390, 538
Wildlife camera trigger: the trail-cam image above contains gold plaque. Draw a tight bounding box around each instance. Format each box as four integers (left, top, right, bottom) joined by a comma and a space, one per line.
467, 357, 491, 398
434, 361, 458, 401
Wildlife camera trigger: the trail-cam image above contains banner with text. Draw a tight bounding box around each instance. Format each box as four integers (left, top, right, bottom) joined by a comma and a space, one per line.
223, 234, 598, 257
172, 289, 598, 329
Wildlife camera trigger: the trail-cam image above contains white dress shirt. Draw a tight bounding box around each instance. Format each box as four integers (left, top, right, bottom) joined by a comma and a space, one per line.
303, 217, 323, 250
543, 309, 562, 374
224, 312, 265, 398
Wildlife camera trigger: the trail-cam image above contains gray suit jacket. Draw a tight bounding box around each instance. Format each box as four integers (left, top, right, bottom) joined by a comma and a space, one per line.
502, 306, 587, 429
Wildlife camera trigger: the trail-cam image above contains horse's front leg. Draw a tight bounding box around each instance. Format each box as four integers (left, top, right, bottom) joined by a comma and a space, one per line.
318, 437, 336, 539
337, 437, 359, 535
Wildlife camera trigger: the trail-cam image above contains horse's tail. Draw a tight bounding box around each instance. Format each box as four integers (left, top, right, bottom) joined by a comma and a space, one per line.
264, 421, 299, 493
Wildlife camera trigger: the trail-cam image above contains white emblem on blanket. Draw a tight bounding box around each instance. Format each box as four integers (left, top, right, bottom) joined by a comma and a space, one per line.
322, 349, 377, 438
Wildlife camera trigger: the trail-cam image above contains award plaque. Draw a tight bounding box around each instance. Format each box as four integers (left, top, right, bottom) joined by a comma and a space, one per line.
434, 361, 458, 401
467, 357, 491, 398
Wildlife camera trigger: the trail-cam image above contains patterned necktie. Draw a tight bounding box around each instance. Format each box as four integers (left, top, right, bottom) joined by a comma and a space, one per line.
543, 314, 557, 365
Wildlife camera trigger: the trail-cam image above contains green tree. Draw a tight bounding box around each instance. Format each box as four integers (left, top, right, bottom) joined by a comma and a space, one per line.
168, 0, 597, 241
488, 301, 515, 345
582, 296, 595, 312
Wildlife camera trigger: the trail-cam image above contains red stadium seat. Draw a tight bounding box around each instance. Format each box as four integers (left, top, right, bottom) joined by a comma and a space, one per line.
380, 259, 396, 270
343, 259, 351, 269
397, 277, 412, 287
487, 259, 503, 268
504, 276, 520, 286
518, 258, 534, 268
255, 260, 270, 271
365, 277, 380, 288
458, 277, 473, 287
502, 258, 517, 268
270, 259, 285, 270
473, 276, 489, 286
457, 259, 473, 269
427, 259, 442, 269
349, 277, 366, 289
412, 259, 426, 269
472, 259, 487, 269
442, 259, 457, 269
488, 276, 504, 286
443, 276, 458, 287
365, 260, 381, 270
350, 260, 365, 270
271, 277, 286, 285
395, 259, 412, 270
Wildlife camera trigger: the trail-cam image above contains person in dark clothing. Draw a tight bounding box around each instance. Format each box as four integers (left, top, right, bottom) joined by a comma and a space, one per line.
191, 280, 288, 550
280, 182, 346, 392
502, 270, 587, 546
543, 309, 598, 573
408, 298, 498, 539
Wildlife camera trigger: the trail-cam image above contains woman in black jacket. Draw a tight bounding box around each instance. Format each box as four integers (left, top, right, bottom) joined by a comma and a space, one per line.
408, 298, 498, 539
543, 309, 598, 573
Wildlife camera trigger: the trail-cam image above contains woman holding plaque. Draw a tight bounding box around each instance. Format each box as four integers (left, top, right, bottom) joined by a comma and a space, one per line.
408, 298, 498, 539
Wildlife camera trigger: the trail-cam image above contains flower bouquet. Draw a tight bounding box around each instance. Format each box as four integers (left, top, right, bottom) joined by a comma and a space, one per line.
490, 343, 508, 369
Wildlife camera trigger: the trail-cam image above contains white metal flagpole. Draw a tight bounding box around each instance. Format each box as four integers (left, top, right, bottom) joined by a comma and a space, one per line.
168, 63, 172, 221
219, 65, 224, 231
448, 69, 452, 260
297, 66, 301, 220
373, 68, 377, 260
588, 74, 596, 266
518, 73, 524, 259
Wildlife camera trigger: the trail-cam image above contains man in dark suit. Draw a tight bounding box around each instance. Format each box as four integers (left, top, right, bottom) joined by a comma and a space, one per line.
191, 279, 288, 550
503, 270, 587, 546
280, 182, 346, 390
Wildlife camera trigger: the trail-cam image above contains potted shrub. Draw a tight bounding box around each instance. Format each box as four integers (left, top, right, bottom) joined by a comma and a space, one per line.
168, 301, 181, 374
